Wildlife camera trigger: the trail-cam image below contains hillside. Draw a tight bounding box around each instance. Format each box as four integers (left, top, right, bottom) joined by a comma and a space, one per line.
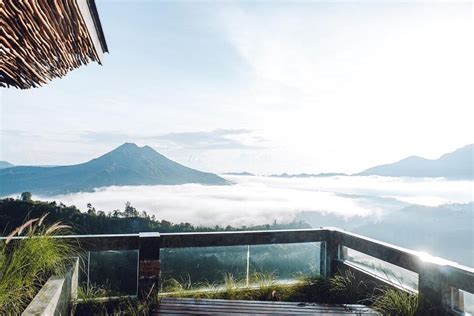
358, 144, 473, 179
0, 198, 309, 235
0, 143, 227, 196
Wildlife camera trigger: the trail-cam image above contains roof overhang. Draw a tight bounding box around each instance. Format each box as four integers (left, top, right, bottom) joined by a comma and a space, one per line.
1, 0, 108, 89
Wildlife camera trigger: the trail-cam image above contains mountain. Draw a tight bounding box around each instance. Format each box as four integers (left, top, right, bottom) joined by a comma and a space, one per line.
0, 161, 14, 169
270, 172, 347, 178
358, 144, 473, 179
0, 143, 227, 196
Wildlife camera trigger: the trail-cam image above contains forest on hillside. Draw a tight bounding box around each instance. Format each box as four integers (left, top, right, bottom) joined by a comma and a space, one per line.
0, 193, 310, 235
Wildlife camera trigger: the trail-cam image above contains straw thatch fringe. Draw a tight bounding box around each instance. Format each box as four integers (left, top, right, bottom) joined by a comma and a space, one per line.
1, 0, 102, 89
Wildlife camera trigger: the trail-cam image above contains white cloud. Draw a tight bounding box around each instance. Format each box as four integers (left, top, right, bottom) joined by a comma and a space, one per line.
37, 175, 473, 227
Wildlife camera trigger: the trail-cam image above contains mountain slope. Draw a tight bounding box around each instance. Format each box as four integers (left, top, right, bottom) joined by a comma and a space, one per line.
0, 161, 14, 169
358, 144, 473, 179
0, 143, 227, 196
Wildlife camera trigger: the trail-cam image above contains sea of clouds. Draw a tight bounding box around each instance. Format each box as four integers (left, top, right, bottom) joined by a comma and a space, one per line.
36, 175, 473, 227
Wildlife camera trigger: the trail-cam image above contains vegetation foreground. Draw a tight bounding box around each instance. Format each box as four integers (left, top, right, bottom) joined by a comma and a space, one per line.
1, 208, 422, 315
0, 215, 76, 314
74, 271, 419, 315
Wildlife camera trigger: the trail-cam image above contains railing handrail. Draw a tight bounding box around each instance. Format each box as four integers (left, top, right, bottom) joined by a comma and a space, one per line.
3, 227, 473, 312
2, 227, 473, 294
2, 227, 472, 270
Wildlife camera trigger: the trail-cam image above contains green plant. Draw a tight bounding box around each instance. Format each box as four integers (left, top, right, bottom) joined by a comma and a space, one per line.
115, 297, 151, 316
78, 283, 116, 302
74, 284, 155, 315
286, 275, 331, 302
0, 214, 76, 314
162, 274, 194, 293
372, 287, 418, 316
252, 271, 276, 290
74, 285, 109, 315
221, 272, 242, 299
329, 270, 368, 303
160, 271, 399, 310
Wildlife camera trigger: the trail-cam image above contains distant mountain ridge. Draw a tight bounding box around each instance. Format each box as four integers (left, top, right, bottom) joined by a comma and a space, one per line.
0, 143, 227, 196
270, 172, 347, 178
358, 144, 473, 179
223, 172, 255, 176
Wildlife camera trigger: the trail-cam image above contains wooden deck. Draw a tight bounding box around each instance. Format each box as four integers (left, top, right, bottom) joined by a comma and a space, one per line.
154, 298, 379, 315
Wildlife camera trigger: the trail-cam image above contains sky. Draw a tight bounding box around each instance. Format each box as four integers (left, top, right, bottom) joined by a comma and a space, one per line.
1, 1, 473, 175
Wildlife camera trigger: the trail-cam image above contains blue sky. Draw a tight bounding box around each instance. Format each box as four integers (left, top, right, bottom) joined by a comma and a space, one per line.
1, 1, 473, 174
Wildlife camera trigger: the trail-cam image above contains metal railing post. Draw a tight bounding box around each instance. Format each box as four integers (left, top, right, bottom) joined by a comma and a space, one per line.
87, 251, 91, 292
319, 231, 339, 279
138, 232, 161, 300
417, 263, 450, 315
246, 245, 250, 287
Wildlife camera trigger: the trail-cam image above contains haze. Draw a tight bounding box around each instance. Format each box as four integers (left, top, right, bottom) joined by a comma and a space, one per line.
1, 1, 473, 175
33, 175, 473, 227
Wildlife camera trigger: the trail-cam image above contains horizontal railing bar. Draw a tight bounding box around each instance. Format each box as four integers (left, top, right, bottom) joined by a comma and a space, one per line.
332, 228, 474, 293
332, 229, 422, 272
1, 234, 140, 251
160, 229, 329, 248
444, 266, 474, 293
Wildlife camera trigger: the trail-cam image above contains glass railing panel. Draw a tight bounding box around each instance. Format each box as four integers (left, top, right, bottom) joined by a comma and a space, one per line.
248, 242, 321, 282
452, 288, 474, 315
341, 246, 418, 291
160, 242, 321, 291
82, 250, 138, 296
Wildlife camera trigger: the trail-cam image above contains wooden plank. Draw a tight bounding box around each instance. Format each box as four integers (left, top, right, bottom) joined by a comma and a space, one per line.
155, 298, 378, 315
159, 301, 354, 312
160, 298, 377, 311
156, 304, 373, 315
161, 297, 374, 310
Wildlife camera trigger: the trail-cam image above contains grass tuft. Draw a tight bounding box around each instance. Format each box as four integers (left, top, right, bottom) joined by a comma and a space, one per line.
372, 287, 418, 316
0, 214, 76, 314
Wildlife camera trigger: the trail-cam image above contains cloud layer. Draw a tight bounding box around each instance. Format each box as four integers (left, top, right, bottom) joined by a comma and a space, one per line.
37, 175, 473, 227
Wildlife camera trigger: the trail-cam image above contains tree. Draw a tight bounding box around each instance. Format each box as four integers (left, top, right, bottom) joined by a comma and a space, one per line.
124, 202, 138, 218
20, 192, 32, 202
87, 203, 97, 216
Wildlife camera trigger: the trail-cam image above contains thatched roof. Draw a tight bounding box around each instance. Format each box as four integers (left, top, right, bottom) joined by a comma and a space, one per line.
1, 0, 108, 89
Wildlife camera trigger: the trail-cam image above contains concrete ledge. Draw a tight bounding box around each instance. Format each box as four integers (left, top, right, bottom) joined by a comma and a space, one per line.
22, 258, 78, 316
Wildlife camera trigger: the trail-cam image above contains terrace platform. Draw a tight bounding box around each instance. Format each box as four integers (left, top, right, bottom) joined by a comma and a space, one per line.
5, 228, 473, 314
154, 298, 379, 315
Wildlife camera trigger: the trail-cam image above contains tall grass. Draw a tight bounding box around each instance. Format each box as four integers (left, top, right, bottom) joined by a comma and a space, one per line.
329, 270, 368, 303
74, 284, 154, 315
372, 287, 419, 316
0, 214, 77, 314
